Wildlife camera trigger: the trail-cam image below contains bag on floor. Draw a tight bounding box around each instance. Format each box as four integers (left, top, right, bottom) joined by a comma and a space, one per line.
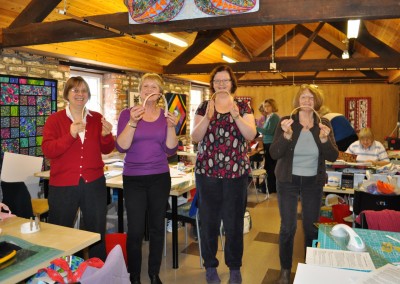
243, 210, 252, 234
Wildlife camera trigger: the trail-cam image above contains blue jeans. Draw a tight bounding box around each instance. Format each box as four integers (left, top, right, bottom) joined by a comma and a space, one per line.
277, 175, 322, 269
196, 174, 248, 269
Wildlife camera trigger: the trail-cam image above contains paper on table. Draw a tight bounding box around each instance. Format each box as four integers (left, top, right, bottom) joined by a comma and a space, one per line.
306, 247, 375, 271
355, 264, 400, 283
294, 263, 367, 284
170, 167, 187, 178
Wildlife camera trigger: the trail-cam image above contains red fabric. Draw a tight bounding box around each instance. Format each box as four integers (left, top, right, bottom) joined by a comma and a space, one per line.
105, 233, 127, 264
42, 110, 115, 186
332, 204, 352, 226
356, 209, 400, 232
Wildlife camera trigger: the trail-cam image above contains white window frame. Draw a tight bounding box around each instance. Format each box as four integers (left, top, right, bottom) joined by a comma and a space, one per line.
70, 70, 103, 114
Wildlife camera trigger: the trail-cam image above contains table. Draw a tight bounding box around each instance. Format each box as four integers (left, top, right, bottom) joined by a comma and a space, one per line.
34, 170, 196, 269
323, 186, 354, 195
0, 216, 100, 284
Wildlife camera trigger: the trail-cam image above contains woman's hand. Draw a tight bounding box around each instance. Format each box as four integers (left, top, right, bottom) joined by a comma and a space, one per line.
166, 111, 178, 128
230, 101, 240, 120
319, 123, 330, 143
70, 121, 86, 138
281, 118, 294, 140
101, 117, 113, 136
129, 106, 145, 125
206, 100, 215, 120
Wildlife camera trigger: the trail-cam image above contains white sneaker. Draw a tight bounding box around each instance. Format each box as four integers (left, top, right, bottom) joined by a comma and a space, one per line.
166, 220, 183, 233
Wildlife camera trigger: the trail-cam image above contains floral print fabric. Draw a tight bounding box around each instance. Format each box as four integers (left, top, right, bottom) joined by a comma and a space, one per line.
195, 100, 252, 178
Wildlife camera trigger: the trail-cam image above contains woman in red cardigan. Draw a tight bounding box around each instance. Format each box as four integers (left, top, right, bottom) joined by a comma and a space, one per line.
42, 76, 115, 260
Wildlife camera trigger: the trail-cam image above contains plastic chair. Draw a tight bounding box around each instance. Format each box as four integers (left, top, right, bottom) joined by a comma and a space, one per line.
247, 169, 269, 202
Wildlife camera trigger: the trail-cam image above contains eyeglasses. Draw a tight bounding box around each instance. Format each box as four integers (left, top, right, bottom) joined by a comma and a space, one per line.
70, 88, 88, 94
299, 95, 314, 101
213, 79, 231, 84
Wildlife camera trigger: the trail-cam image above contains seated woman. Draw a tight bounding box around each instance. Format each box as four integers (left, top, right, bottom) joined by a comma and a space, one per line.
345, 127, 390, 166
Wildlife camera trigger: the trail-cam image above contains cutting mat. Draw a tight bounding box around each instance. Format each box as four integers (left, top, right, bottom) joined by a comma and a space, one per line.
317, 224, 400, 268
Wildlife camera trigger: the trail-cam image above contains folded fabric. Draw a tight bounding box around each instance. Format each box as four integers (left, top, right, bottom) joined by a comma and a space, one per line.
356, 209, 400, 232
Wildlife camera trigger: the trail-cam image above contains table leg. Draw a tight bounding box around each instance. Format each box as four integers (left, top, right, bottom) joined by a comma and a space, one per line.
116, 188, 124, 233
172, 195, 178, 269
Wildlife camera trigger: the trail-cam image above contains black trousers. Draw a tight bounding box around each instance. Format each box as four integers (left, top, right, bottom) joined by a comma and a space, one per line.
263, 143, 277, 193
123, 172, 171, 277
48, 176, 107, 260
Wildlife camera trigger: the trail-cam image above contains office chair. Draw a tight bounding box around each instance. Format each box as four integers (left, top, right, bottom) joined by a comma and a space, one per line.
1, 181, 49, 220
1, 181, 34, 218
164, 197, 225, 268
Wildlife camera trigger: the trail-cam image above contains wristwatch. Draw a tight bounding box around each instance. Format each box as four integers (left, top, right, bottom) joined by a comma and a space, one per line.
128, 122, 137, 128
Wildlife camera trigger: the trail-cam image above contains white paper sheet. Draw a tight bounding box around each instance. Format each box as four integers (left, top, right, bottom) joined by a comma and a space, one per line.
355, 264, 400, 283
306, 247, 375, 271
1, 152, 43, 198
294, 263, 367, 284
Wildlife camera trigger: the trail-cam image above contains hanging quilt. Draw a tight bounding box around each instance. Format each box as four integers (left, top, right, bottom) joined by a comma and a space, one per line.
0, 75, 57, 161
165, 93, 187, 136
125, 0, 259, 24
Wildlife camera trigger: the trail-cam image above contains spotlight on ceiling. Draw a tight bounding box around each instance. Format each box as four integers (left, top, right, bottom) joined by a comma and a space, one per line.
347, 19, 360, 39
150, 33, 188, 47
221, 53, 237, 63
342, 50, 350, 60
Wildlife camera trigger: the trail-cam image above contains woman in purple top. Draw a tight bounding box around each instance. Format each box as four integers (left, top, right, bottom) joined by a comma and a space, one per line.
116, 73, 178, 284
191, 65, 257, 284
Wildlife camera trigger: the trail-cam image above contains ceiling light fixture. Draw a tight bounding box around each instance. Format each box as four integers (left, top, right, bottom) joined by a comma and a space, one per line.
150, 33, 188, 47
342, 50, 350, 60
347, 19, 360, 39
221, 53, 237, 63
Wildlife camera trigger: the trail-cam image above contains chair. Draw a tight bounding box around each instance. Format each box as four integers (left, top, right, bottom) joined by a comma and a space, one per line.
164, 196, 225, 268
247, 168, 269, 202
1, 181, 49, 220
353, 190, 400, 216
357, 210, 400, 232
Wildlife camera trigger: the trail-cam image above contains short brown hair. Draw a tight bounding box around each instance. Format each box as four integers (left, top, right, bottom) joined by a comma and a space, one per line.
264, 99, 278, 112
293, 84, 324, 111
63, 76, 91, 101
209, 65, 238, 94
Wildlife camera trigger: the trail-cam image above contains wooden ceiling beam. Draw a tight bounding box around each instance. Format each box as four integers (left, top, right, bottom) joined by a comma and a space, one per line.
297, 22, 325, 59
164, 58, 400, 74
167, 29, 226, 67
9, 0, 62, 28
228, 29, 253, 60
1, 0, 400, 48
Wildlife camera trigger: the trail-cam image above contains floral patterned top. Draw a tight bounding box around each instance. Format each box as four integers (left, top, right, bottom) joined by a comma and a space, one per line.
195, 99, 252, 179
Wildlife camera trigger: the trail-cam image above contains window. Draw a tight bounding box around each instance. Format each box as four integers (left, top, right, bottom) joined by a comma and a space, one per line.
189, 88, 203, 133
70, 71, 103, 113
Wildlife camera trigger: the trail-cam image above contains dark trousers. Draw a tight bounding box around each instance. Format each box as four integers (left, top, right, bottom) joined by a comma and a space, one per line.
196, 174, 247, 269
263, 143, 277, 193
276, 175, 322, 270
48, 176, 107, 260
123, 172, 170, 276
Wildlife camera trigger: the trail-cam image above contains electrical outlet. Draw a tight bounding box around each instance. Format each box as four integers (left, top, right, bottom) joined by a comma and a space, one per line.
269, 62, 277, 70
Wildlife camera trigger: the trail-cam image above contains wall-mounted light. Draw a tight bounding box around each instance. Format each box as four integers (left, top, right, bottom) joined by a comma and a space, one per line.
347, 19, 360, 39
342, 50, 350, 59
150, 33, 188, 47
221, 53, 237, 63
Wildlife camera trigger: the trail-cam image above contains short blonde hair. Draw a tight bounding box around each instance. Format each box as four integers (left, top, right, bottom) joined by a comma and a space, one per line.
293, 84, 324, 111
358, 128, 374, 140
138, 73, 164, 93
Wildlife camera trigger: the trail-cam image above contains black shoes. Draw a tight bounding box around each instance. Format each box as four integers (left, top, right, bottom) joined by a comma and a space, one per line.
149, 274, 163, 284
276, 269, 291, 284
130, 274, 141, 284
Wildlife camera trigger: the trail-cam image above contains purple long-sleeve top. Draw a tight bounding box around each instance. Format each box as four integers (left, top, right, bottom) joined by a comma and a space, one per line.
116, 108, 177, 176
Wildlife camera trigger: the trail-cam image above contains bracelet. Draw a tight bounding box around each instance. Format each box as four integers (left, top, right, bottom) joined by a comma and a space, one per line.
128, 122, 137, 128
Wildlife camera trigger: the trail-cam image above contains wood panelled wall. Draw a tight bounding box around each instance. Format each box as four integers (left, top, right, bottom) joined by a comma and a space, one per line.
237, 84, 400, 143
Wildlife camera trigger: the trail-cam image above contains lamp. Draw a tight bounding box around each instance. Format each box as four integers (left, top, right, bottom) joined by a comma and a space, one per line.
221, 53, 237, 63
150, 33, 188, 47
347, 19, 360, 39
342, 38, 350, 59
342, 50, 350, 60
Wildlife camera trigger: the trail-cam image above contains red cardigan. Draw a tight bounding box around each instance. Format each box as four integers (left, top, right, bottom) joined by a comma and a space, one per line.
42, 109, 115, 186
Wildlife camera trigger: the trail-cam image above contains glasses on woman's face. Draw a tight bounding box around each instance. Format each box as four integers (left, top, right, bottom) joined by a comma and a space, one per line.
70, 88, 88, 94
213, 79, 231, 85
299, 95, 314, 101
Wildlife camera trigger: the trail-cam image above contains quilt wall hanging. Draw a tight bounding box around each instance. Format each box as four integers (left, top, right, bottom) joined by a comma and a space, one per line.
165, 93, 187, 136
345, 97, 371, 132
125, 0, 259, 24
0, 74, 57, 160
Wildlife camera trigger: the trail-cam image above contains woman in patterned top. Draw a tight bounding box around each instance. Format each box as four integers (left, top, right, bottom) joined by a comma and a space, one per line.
191, 65, 257, 284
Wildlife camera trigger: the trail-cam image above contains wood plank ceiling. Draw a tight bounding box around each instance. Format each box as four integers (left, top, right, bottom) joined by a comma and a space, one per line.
0, 0, 400, 86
